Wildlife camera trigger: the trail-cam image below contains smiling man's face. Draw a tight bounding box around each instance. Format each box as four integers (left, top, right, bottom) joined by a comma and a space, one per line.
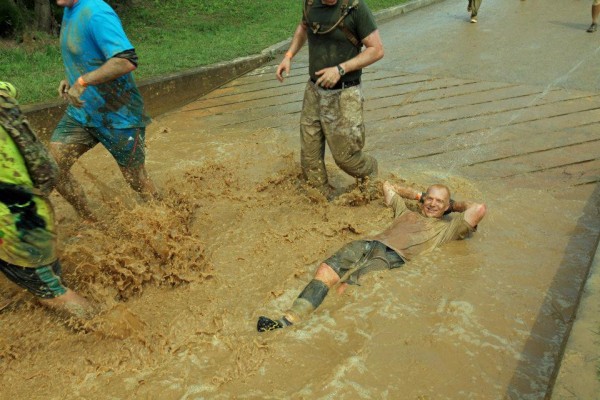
421, 186, 451, 219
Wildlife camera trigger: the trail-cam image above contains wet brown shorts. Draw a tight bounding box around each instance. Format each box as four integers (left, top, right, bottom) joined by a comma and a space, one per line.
323, 240, 404, 284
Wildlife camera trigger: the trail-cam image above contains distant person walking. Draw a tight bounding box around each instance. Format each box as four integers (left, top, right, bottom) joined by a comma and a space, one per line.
467, 0, 482, 23
587, 0, 600, 32
0, 82, 91, 318
52, 0, 159, 221
275, 0, 384, 200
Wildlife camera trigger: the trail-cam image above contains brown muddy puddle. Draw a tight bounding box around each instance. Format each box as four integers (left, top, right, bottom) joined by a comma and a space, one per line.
0, 110, 597, 399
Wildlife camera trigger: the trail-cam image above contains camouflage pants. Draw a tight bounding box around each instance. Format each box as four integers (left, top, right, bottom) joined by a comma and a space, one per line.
300, 81, 378, 188
468, 0, 482, 16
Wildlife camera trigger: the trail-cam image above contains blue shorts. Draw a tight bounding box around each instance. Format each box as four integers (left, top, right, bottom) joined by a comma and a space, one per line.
0, 259, 67, 299
52, 113, 146, 168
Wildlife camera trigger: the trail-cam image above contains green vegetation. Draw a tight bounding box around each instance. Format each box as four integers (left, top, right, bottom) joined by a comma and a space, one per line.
0, 0, 24, 38
0, 0, 407, 105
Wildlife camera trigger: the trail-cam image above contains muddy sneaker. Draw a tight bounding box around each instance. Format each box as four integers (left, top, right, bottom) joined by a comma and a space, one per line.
257, 316, 292, 332
587, 23, 597, 33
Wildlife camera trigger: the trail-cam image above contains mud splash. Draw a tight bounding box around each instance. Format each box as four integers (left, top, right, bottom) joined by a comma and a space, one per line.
0, 142, 484, 399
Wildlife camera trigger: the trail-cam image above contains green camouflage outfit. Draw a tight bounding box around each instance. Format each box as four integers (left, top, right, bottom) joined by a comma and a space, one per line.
300, 0, 378, 188
468, 0, 482, 18
0, 89, 68, 299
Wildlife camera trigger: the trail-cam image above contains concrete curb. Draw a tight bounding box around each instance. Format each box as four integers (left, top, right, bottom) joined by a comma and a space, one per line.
374, 0, 446, 22
22, 0, 446, 139
550, 239, 600, 399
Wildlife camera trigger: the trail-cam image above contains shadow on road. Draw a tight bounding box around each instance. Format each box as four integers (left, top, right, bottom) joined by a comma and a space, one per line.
548, 20, 590, 32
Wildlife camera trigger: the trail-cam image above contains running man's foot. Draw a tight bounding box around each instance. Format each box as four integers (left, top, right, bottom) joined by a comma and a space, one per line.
40, 289, 94, 319
587, 23, 597, 32
470, 16, 477, 23
257, 316, 292, 332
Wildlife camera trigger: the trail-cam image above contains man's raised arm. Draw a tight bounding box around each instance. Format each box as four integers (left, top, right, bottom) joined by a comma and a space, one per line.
449, 199, 487, 228
383, 181, 421, 206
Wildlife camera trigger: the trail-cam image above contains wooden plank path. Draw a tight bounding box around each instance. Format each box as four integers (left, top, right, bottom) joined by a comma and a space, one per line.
181, 60, 600, 190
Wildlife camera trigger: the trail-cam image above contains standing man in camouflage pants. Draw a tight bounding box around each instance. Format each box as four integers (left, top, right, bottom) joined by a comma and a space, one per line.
276, 0, 384, 200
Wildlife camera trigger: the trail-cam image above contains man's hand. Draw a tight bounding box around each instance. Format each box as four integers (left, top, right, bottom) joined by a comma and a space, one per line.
58, 80, 70, 100
66, 81, 86, 108
276, 58, 291, 83
383, 181, 397, 206
315, 66, 341, 89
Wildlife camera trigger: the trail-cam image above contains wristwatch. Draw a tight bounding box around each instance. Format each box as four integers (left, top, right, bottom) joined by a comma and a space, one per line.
337, 64, 346, 76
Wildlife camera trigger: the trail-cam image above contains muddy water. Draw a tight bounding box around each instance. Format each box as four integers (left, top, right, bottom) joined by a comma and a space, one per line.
0, 102, 597, 399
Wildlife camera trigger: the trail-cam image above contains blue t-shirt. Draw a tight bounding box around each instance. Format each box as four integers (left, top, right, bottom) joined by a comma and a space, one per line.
60, 0, 149, 128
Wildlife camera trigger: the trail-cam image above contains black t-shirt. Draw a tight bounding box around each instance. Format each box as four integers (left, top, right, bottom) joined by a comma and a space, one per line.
302, 0, 378, 82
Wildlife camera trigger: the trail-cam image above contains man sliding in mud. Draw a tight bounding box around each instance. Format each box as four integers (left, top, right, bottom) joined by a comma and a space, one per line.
0, 82, 91, 318
257, 180, 486, 331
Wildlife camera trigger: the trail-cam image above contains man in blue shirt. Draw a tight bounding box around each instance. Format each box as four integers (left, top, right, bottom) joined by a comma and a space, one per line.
51, 0, 158, 221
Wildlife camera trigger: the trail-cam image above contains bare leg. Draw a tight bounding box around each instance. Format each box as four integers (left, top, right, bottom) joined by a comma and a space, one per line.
119, 164, 160, 201
40, 288, 93, 319
588, 5, 600, 31
50, 142, 96, 221
284, 263, 340, 323
257, 263, 340, 332
336, 282, 349, 295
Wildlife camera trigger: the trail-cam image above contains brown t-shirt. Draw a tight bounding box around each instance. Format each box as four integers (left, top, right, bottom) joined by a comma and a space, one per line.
367, 194, 475, 261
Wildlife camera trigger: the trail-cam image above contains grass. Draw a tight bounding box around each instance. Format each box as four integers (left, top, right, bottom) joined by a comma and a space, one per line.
0, 0, 407, 105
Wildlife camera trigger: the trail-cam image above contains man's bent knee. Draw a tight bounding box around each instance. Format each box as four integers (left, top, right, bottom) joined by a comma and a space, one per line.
333, 152, 377, 179
314, 263, 341, 287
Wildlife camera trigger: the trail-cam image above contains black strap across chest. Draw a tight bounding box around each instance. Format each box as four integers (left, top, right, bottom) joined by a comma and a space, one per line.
303, 0, 362, 49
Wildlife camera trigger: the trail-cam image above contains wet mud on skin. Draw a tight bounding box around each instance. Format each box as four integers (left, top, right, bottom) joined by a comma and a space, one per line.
3, 1, 600, 398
